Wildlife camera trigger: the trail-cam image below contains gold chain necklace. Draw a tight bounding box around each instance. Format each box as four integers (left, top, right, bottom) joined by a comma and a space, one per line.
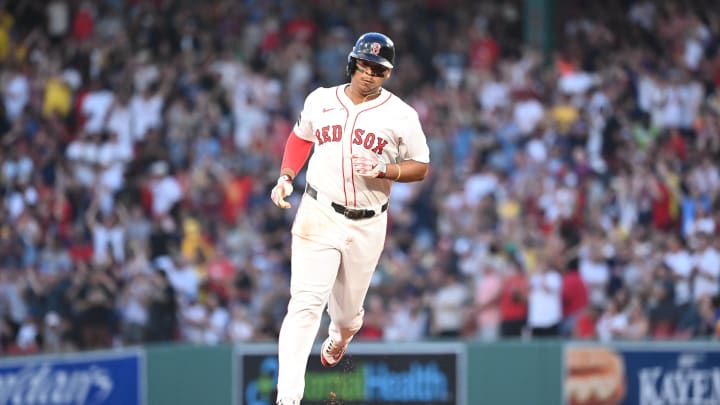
362, 89, 381, 103
345, 85, 381, 103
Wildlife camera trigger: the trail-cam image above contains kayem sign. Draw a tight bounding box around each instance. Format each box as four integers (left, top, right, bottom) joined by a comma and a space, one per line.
564, 343, 720, 405
0, 349, 145, 405
235, 342, 466, 405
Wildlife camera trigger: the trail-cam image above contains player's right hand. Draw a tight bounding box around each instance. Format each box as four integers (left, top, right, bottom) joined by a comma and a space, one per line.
270, 175, 294, 209
351, 153, 387, 178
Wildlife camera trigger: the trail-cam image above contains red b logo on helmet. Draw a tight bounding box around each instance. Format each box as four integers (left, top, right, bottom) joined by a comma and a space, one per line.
370, 42, 381, 55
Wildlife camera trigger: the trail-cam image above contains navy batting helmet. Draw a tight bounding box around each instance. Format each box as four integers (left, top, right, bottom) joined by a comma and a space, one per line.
346, 32, 395, 78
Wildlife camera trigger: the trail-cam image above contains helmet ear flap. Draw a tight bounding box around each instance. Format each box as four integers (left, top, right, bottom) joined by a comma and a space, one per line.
346, 54, 356, 80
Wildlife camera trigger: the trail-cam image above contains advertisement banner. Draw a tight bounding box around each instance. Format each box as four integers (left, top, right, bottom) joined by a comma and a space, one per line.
0, 349, 145, 405
235, 342, 466, 405
564, 343, 720, 405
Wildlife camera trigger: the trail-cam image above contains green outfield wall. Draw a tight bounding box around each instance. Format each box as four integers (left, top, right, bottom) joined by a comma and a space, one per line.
2, 340, 718, 405
146, 340, 570, 405
146, 343, 234, 405
466, 340, 563, 405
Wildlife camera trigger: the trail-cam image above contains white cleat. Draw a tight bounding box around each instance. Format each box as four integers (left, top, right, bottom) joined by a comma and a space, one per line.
320, 337, 346, 367
277, 398, 299, 405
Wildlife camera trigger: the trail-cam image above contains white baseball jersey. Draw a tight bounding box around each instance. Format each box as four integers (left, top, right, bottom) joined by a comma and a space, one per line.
293, 85, 430, 208
276, 84, 430, 402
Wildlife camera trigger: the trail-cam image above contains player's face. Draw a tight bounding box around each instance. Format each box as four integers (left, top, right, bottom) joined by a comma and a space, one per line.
352, 59, 390, 94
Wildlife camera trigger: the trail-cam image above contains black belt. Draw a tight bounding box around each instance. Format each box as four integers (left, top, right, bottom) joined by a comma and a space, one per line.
305, 183, 388, 220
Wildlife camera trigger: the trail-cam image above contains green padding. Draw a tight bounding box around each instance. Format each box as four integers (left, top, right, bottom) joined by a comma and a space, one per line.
466, 340, 563, 405
146, 343, 233, 405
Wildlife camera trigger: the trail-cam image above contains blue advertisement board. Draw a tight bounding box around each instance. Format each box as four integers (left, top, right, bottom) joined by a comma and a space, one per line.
235, 342, 466, 405
0, 349, 145, 405
564, 343, 720, 405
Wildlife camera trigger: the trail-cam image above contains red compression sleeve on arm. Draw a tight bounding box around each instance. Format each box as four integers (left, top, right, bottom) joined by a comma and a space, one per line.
280, 131, 314, 178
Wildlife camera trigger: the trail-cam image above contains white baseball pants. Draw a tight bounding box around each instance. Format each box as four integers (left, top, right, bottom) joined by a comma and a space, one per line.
276, 193, 387, 401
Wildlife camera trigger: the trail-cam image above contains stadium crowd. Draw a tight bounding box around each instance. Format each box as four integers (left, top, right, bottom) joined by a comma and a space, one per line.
0, 0, 719, 355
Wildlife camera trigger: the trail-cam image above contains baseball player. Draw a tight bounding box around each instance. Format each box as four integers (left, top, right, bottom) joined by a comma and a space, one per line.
270, 32, 430, 405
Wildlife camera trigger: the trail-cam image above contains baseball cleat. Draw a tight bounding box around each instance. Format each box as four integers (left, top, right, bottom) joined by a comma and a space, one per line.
320, 337, 346, 367
276, 398, 299, 405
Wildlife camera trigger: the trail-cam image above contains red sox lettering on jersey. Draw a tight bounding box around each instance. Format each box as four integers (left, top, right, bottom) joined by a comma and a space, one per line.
314, 125, 389, 155
353, 129, 388, 154
314, 125, 342, 144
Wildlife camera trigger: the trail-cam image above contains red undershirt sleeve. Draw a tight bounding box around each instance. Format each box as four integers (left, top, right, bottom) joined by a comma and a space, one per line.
280, 131, 314, 179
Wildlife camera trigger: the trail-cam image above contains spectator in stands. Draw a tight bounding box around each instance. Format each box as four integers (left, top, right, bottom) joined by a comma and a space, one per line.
227, 303, 255, 343
596, 299, 629, 342
79, 77, 114, 137
118, 272, 151, 345
147, 161, 182, 219
203, 292, 229, 345
561, 257, 589, 337
383, 289, 429, 342
622, 299, 650, 340
663, 234, 694, 315
355, 294, 386, 341
692, 231, 720, 302
41, 311, 65, 353
66, 266, 118, 349
579, 233, 610, 308
473, 262, 502, 341
498, 257, 528, 338
572, 305, 601, 340
528, 257, 563, 338
179, 295, 207, 344
676, 294, 719, 339
428, 269, 470, 338
85, 198, 126, 266
1, 63, 30, 123
13, 314, 39, 354
648, 264, 679, 338
144, 269, 177, 343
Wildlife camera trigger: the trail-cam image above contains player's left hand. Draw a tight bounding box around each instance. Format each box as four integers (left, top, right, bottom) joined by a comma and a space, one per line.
270, 175, 294, 208
351, 153, 387, 178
